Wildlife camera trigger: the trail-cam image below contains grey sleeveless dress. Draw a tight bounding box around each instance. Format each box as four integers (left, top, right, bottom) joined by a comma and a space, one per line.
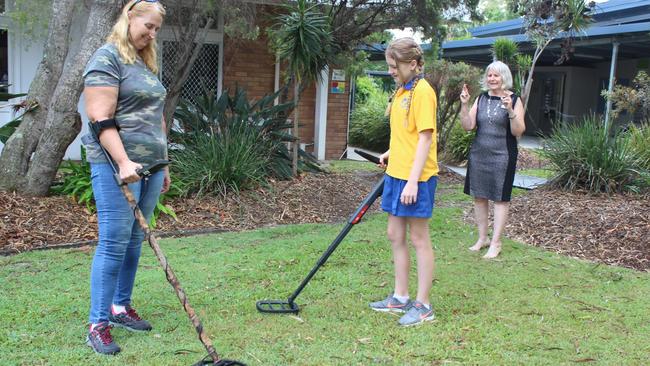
464, 92, 518, 202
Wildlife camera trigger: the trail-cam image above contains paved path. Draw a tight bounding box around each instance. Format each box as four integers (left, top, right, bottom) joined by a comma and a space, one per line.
442, 164, 547, 190
345, 146, 548, 190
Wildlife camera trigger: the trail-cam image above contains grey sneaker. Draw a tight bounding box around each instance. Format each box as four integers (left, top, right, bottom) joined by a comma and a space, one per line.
398, 301, 435, 326
369, 295, 411, 313
86, 322, 121, 355
109, 306, 152, 332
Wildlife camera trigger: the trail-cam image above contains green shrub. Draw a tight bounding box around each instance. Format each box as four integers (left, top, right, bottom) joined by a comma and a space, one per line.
626, 123, 650, 170
426, 60, 482, 152
541, 115, 650, 193
348, 76, 391, 152
442, 120, 475, 164
492, 38, 518, 66
348, 95, 390, 153
171, 87, 319, 196
171, 124, 271, 196
354, 76, 384, 105
51, 147, 94, 211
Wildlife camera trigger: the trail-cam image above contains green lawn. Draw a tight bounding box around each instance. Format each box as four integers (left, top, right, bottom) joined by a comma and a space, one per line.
1, 182, 649, 365
322, 159, 379, 173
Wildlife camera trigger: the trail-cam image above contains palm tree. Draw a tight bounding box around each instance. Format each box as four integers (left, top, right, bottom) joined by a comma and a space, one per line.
271, 0, 334, 176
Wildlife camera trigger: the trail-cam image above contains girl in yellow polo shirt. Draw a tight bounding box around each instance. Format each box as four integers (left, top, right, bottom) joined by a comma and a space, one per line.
368, 37, 438, 327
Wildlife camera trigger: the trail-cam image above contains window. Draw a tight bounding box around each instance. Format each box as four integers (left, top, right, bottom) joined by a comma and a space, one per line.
161, 41, 220, 105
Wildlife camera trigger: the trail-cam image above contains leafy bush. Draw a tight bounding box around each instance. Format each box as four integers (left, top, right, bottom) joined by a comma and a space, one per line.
51, 147, 94, 211
541, 115, 650, 193
603, 71, 650, 124
425, 60, 482, 152
442, 120, 475, 164
354, 75, 384, 105
625, 123, 650, 170
492, 38, 518, 66
171, 87, 319, 196
348, 76, 390, 152
348, 93, 390, 152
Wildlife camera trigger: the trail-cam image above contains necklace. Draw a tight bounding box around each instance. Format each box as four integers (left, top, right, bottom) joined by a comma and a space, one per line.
486, 94, 503, 125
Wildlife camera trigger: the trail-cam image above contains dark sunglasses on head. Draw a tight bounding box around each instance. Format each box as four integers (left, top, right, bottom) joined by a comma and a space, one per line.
128, 0, 158, 11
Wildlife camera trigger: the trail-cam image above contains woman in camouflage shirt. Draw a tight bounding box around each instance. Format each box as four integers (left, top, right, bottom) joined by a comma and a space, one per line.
82, 0, 169, 355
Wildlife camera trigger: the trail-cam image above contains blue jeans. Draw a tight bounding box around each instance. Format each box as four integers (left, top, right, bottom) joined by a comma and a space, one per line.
88, 163, 163, 324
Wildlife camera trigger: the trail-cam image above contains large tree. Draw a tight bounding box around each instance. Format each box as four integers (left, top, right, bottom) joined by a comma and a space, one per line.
0, 0, 122, 195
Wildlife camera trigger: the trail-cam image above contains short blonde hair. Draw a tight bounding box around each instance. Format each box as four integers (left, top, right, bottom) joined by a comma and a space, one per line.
480, 61, 513, 91
385, 37, 425, 72
107, 0, 166, 74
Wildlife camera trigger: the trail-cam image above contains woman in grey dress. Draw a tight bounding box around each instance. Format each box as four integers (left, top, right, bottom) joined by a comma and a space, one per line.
459, 61, 526, 258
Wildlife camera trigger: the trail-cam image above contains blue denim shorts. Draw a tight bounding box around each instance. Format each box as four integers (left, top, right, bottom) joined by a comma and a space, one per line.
381, 174, 438, 218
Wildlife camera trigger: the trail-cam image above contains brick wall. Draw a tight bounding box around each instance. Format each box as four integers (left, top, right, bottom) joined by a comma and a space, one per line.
325, 69, 350, 159
221, 6, 349, 160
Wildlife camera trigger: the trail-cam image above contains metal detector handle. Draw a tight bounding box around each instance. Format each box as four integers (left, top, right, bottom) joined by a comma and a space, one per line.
353, 149, 386, 165
136, 159, 170, 178
109, 159, 171, 187
113, 159, 170, 186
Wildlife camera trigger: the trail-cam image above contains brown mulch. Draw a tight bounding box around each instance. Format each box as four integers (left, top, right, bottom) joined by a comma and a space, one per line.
0, 170, 384, 254
508, 189, 650, 271
1, 165, 648, 272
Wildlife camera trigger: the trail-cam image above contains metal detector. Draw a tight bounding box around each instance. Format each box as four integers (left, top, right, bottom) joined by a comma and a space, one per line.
88, 123, 245, 366
256, 149, 385, 314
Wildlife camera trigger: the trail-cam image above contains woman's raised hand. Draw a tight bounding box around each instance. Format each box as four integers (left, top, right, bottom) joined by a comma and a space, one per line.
460, 83, 470, 105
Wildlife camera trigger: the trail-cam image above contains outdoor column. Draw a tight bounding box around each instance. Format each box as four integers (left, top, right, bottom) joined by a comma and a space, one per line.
604, 41, 619, 131
314, 66, 329, 161
274, 56, 280, 105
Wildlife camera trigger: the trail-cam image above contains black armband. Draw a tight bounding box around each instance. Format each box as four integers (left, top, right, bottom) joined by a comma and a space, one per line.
89, 118, 120, 141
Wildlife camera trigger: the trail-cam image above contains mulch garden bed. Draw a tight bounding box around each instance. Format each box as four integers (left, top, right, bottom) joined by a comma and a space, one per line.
2, 159, 648, 272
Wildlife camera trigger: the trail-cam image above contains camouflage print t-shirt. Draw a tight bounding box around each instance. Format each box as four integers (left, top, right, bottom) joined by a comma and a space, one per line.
81, 43, 167, 165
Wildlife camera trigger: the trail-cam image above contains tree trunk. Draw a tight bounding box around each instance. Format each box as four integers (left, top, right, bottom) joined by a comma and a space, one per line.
521, 40, 551, 112
0, 0, 77, 191
162, 13, 214, 132
25, 0, 121, 195
292, 81, 299, 176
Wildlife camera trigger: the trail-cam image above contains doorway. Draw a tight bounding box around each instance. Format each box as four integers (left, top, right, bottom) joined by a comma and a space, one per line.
526, 72, 566, 136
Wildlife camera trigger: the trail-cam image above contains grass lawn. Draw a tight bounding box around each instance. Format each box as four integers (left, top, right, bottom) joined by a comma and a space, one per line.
2, 182, 649, 365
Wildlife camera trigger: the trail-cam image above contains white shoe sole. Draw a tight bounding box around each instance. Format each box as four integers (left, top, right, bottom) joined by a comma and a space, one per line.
370, 307, 407, 313
399, 315, 435, 327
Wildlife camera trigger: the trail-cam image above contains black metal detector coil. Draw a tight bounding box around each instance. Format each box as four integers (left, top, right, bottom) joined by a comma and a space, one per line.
193, 356, 247, 366
256, 149, 385, 314
256, 299, 300, 314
